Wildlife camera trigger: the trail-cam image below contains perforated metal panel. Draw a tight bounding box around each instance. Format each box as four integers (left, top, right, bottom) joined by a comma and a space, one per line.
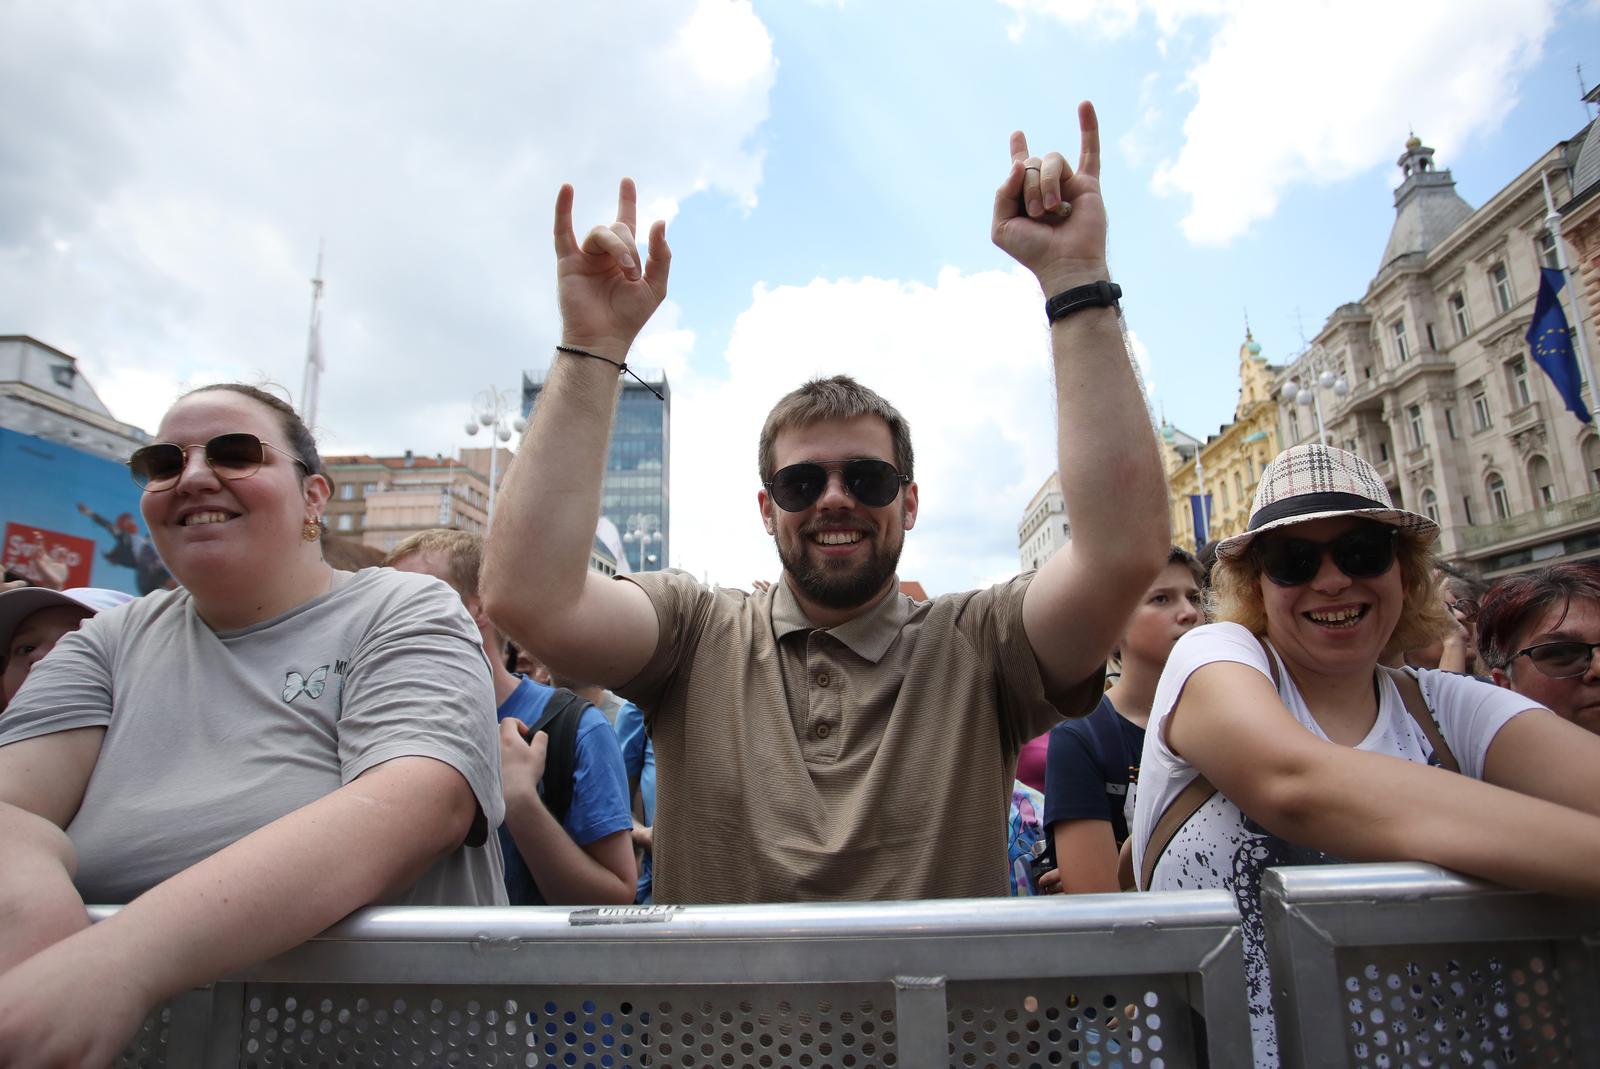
117, 1003, 172, 1069
232, 983, 897, 1068
1334, 942, 1573, 1067
946, 978, 1196, 1069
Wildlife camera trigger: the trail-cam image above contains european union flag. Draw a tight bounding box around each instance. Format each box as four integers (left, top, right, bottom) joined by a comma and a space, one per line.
1526, 267, 1592, 424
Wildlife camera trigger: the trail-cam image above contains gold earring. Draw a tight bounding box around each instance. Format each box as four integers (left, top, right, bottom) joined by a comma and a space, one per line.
302, 520, 322, 543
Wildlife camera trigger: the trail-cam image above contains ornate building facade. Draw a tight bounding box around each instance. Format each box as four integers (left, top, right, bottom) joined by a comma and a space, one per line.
1160, 333, 1283, 550
1272, 119, 1600, 578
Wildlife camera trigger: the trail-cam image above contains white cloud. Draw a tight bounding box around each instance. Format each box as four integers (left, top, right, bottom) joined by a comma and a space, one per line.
1002, 0, 1557, 244
667, 266, 1150, 594
998, 0, 1229, 41
0, 1, 775, 449
675, 0, 775, 89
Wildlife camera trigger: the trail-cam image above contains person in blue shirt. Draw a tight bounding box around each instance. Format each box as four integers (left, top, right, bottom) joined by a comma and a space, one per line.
613, 700, 656, 903
387, 531, 635, 904
1038, 546, 1204, 894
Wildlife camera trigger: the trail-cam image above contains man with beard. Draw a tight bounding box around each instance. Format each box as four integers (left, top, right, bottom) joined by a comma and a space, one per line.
484, 103, 1169, 903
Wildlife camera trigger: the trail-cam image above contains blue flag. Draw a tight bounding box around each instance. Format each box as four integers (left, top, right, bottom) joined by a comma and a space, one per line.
1189, 494, 1213, 548
1526, 267, 1592, 425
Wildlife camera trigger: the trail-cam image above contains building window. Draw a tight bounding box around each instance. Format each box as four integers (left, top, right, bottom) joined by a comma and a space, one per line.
1487, 473, 1511, 520
1449, 291, 1470, 340
1587, 437, 1600, 492
1287, 408, 1301, 442
1392, 318, 1410, 362
1528, 455, 1555, 507
1344, 438, 1358, 456
1472, 391, 1492, 432
1510, 358, 1531, 408
1421, 489, 1439, 524
1445, 407, 1458, 440
1378, 440, 1390, 463
1407, 404, 1426, 448
363, 482, 379, 494
336, 514, 353, 531
1234, 471, 1244, 503
1462, 496, 1476, 525
1489, 262, 1513, 314
1425, 322, 1438, 351
1537, 231, 1559, 270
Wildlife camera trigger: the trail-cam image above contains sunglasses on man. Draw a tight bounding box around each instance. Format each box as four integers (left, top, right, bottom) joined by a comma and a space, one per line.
129, 433, 309, 492
763, 459, 909, 513
1255, 524, 1399, 588
1511, 640, 1600, 680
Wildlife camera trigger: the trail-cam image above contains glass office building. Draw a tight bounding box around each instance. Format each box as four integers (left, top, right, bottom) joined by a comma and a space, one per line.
522, 366, 670, 572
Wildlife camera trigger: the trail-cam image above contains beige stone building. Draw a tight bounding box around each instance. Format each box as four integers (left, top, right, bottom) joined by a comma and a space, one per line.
1272, 120, 1600, 578
1017, 470, 1068, 572
323, 451, 495, 552
323, 447, 619, 574
1160, 334, 1284, 550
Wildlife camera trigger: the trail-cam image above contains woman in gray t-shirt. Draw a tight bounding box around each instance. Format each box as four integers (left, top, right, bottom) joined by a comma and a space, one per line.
0, 384, 504, 1063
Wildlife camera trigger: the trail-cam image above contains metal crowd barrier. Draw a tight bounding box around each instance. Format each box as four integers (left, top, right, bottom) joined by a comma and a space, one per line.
1263, 863, 1600, 1068
108, 892, 1251, 1068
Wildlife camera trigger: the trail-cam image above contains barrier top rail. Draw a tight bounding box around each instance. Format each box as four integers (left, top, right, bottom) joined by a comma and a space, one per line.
97, 888, 1239, 943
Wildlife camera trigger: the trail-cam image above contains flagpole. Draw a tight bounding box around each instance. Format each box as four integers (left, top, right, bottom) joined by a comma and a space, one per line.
1541, 172, 1598, 414
300, 242, 326, 430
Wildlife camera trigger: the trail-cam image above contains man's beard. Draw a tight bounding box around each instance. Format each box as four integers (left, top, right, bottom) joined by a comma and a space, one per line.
775, 518, 903, 611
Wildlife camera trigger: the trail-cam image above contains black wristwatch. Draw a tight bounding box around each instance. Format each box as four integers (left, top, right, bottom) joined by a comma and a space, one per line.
1045, 281, 1121, 324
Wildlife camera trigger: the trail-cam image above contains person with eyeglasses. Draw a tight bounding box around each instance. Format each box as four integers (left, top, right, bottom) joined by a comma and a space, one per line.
484, 102, 1170, 904
1128, 443, 1600, 1067
1476, 562, 1600, 735
0, 383, 506, 1063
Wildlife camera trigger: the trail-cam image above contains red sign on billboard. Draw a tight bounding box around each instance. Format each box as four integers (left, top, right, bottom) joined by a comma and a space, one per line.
2, 523, 97, 588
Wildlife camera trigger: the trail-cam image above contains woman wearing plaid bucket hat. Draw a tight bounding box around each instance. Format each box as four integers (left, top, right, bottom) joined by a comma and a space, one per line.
1129, 443, 1600, 1066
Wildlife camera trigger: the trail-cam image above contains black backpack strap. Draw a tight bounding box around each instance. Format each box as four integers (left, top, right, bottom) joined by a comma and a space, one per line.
528, 688, 589, 827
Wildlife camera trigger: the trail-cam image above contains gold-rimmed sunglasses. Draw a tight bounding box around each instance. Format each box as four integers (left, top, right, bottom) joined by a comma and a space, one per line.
129, 433, 308, 492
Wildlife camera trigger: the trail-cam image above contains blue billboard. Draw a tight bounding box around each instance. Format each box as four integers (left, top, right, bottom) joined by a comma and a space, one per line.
0, 427, 171, 595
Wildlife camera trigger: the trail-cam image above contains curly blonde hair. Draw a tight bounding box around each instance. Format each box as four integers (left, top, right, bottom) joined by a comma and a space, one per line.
1210, 526, 1452, 661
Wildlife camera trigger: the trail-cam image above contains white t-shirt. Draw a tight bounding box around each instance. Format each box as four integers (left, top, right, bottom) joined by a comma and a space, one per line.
0, 567, 507, 907
1130, 622, 1537, 1067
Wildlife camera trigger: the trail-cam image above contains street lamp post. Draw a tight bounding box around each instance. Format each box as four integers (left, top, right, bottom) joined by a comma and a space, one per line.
1279, 346, 1350, 447
463, 386, 525, 529
621, 512, 662, 573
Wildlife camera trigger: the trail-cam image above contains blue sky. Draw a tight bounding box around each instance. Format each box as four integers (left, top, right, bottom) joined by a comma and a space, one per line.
2, 0, 1597, 592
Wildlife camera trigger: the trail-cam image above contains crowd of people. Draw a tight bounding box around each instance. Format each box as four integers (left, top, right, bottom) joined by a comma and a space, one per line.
2, 100, 1600, 1067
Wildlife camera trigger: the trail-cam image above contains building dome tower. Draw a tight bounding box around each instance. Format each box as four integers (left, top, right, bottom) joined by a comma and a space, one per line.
1379, 134, 1474, 274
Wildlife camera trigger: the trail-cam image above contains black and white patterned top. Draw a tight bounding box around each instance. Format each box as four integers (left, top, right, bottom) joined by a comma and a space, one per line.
1131, 622, 1535, 1066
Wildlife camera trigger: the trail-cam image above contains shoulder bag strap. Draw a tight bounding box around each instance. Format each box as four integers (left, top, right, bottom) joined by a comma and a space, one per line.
1138, 774, 1216, 891
1136, 632, 1277, 891
1379, 666, 1458, 773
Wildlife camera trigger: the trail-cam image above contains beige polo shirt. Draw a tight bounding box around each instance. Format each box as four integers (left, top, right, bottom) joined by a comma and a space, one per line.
618, 569, 1103, 904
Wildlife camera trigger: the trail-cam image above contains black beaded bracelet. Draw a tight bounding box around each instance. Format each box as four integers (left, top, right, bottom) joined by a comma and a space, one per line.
1045, 281, 1121, 324
554, 344, 665, 400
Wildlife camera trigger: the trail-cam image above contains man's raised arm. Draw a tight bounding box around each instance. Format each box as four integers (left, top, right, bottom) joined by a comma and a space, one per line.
482, 179, 668, 689
994, 103, 1170, 698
